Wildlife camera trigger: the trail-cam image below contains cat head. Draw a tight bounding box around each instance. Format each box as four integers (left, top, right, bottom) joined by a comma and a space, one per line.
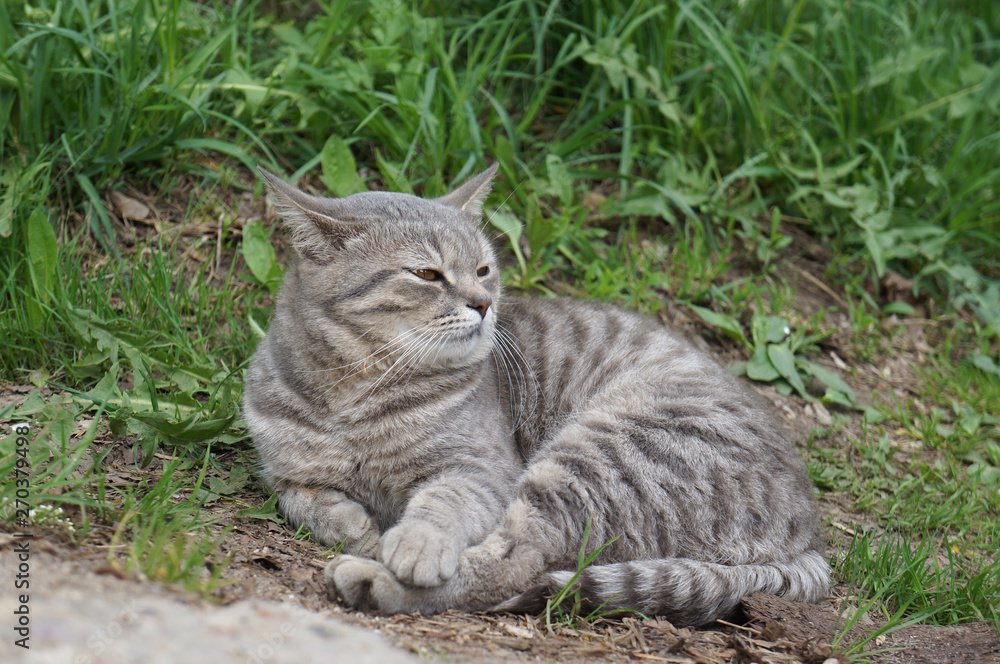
259, 163, 501, 372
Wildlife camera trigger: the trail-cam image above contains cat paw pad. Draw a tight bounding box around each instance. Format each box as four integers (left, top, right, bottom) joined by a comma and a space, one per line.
379, 521, 461, 587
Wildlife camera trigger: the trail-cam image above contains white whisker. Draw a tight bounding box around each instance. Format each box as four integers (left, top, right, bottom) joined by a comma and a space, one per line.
481, 178, 526, 233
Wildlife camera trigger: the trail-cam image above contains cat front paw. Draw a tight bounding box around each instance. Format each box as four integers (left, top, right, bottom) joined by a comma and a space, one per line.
277, 485, 381, 557
378, 520, 462, 587
325, 555, 406, 613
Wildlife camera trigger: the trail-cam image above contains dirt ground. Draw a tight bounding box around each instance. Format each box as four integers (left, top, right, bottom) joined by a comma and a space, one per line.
2, 515, 997, 663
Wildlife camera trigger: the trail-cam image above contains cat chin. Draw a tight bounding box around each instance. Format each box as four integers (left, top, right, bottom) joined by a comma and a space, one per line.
420, 325, 495, 369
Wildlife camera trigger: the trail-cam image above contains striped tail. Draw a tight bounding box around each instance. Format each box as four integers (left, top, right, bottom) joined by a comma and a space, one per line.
491, 550, 829, 626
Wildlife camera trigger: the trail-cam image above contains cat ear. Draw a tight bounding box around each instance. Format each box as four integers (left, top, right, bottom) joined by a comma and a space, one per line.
257, 166, 360, 263
436, 162, 499, 218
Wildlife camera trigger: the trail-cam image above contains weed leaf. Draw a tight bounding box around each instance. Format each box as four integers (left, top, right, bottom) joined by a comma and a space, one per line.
970, 354, 1000, 377
767, 342, 809, 398
806, 362, 858, 407
688, 305, 749, 348
746, 345, 780, 382
26, 208, 58, 303
236, 492, 282, 522
321, 135, 365, 197
241, 220, 284, 294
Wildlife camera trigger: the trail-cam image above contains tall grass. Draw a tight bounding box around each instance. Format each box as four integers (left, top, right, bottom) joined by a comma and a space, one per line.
3, 0, 997, 339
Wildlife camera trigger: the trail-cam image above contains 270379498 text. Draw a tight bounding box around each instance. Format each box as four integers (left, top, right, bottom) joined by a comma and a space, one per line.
9, 424, 32, 650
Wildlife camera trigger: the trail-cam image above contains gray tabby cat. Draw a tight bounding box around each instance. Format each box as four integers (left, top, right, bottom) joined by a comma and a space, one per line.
243, 162, 829, 625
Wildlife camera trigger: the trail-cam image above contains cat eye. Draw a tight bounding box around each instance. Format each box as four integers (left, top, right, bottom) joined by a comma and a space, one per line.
476, 266, 490, 277
412, 268, 443, 281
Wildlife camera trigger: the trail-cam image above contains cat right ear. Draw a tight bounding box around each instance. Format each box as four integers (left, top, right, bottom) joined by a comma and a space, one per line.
436, 162, 500, 218
257, 165, 358, 263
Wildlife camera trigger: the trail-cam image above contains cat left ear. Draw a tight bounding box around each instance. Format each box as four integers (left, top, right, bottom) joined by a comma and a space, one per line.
436, 162, 500, 218
257, 165, 361, 263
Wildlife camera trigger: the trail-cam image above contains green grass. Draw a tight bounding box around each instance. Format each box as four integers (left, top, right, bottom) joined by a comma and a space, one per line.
543, 518, 628, 632
1, 0, 998, 640
833, 529, 1000, 659
807, 344, 1000, 640
109, 453, 233, 594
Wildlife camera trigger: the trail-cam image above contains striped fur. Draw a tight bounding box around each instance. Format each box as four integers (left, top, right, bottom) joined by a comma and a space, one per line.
244, 163, 829, 625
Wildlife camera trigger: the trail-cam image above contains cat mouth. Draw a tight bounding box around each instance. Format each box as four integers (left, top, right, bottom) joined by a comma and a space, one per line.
419, 320, 492, 367
437, 326, 484, 352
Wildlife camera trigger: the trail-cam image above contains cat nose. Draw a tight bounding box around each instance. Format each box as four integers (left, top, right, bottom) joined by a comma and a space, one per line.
468, 297, 492, 319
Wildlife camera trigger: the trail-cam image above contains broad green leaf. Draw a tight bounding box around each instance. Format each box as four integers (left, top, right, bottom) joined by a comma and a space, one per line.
806, 362, 857, 406
321, 135, 365, 197
820, 188, 855, 208
222, 67, 265, 107
82, 362, 122, 407
772, 378, 793, 396
864, 227, 887, 277
0, 175, 15, 238
689, 305, 750, 349
822, 389, 855, 409
492, 134, 514, 169
26, 208, 58, 304
526, 212, 566, 257
970, 353, 1000, 376
750, 312, 776, 347
489, 210, 523, 244
248, 312, 268, 344
545, 154, 574, 206
1, 159, 51, 238
375, 152, 412, 194
765, 316, 791, 344
767, 342, 809, 398
746, 345, 780, 382
863, 407, 887, 424
241, 220, 284, 294
882, 302, 916, 315
208, 464, 251, 496
864, 47, 946, 89
132, 410, 236, 443
959, 412, 983, 436
823, 154, 867, 181
236, 492, 282, 522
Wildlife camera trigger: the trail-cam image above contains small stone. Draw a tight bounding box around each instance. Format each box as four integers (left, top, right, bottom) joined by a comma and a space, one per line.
111, 190, 151, 221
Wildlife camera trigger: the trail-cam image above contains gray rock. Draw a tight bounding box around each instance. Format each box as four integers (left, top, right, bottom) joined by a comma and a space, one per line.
0, 551, 416, 664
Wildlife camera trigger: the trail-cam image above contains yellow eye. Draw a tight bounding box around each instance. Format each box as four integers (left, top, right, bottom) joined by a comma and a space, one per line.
412, 268, 442, 281
476, 265, 490, 277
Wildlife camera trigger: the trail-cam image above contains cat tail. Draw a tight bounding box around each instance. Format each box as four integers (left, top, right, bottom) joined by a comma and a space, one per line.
491, 549, 829, 626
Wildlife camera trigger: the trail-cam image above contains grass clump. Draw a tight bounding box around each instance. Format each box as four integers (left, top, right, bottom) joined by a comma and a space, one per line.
835, 530, 1000, 651
109, 454, 232, 595
0, 397, 111, 538
544, 518, 628, 633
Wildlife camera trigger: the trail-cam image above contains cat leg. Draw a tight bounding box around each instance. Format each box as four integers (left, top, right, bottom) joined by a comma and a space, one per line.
276, 483, 380, 557
377, 471, 511, 587
326, 517, 544, 614
328, 466, 571, 613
